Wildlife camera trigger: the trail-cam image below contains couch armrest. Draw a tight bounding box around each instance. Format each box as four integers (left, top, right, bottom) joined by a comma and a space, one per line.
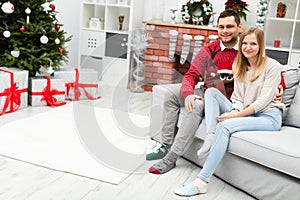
149, 84, 181, 141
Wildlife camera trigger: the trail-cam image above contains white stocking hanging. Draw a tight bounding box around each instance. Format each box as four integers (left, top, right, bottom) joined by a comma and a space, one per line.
192, 35, 204, 61
209, 35, 219, 43
180, 34, 192, 64
168, 30, 178, 61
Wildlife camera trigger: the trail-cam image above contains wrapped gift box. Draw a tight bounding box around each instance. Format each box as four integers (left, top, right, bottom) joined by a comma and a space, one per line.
0, 67, 28, 115
28, 76, 66, 106
54, 68, 99, 100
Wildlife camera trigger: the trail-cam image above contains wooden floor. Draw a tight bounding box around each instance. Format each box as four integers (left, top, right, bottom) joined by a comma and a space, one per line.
0, 85, 256, 200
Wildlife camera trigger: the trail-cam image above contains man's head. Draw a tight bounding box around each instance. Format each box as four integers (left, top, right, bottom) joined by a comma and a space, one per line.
217, 10, 242, 48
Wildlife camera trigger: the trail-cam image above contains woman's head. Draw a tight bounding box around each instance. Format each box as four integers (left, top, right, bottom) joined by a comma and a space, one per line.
239, 27, 265, 61
234, 27, 267, 81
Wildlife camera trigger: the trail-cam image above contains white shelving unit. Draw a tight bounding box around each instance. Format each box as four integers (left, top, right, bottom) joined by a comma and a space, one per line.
78, 0, 145, 87
264, 0, 300, 67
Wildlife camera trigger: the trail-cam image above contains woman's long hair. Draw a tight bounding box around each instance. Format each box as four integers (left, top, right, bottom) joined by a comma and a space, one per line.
233, 27, 267, 82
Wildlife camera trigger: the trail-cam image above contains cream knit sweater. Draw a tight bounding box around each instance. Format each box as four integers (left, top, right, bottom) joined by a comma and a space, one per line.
231, 58, 285, 113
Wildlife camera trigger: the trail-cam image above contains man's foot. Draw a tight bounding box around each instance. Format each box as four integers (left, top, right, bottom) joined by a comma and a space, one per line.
148, 151, 178, 174
146, 143, 171, 161
174, 178, 208, 197
197, 133, 215, 159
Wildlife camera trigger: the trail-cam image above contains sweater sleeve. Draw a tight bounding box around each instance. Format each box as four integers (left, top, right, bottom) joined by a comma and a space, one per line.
230, 64, 244, 111
180, 47, 209, 99
250, 59, 281, 113
280, 72, 286, 89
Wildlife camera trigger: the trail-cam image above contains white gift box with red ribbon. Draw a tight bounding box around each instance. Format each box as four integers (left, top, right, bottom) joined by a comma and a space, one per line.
28, 76, 66, 106
54, 68, 100, 101
0, 67, 28, 115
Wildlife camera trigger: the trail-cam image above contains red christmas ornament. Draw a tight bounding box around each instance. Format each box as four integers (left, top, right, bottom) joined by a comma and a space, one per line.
20, 25, 25, 33
59, 48, 65, 54
49, 4, 55, 10
55, 24, 60, 31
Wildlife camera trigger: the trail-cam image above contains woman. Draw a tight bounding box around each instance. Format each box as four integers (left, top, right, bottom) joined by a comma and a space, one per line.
174, 27, 285, 197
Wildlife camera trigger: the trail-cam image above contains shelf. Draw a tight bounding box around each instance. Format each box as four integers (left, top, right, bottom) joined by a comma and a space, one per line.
266, 17, 295, 22
266, 46, 290, 52
83, 2, 106, 6
81, 27, 105, 32
105, 29, 129, 34
79, 0, 144, 87
107, 3, 131, 8
267, 0, 298, 19
291, 49, 300, 53
264, 0, 300, 67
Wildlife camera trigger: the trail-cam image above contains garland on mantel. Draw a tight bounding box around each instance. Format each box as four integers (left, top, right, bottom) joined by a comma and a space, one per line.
256, 0, 269, 28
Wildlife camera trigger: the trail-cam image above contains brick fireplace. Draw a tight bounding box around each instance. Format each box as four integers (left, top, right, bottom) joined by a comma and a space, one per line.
142, 21, 218, 91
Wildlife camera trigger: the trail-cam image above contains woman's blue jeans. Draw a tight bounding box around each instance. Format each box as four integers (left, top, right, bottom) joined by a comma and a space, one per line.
198, 88, 282, 182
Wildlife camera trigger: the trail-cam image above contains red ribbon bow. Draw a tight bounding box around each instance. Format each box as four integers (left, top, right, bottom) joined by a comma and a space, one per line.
0, 69, 28, 115
65, 68, 101, 101
30, 76, 66, 107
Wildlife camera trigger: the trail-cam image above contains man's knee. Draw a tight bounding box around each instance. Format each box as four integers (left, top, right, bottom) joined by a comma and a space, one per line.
192, 99, 204, 114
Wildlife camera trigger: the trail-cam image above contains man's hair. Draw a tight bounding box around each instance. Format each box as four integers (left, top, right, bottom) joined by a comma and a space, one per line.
217, 10, 241, 25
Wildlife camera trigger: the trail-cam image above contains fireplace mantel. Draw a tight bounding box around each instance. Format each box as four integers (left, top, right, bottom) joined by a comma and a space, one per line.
143, 21, 218, 31
142, 21, 218, 91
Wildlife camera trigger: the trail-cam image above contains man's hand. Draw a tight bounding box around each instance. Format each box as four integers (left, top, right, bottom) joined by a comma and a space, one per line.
184, 94, 202, 113
275, 84, 284, 102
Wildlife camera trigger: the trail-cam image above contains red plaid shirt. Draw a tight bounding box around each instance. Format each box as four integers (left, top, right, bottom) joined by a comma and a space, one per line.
181, 40, 237, 100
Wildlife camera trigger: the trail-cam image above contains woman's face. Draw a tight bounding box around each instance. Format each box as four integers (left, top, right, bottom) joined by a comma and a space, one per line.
241, 33, 260, 60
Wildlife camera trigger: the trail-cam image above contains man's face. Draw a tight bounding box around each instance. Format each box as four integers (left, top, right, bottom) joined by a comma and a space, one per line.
217, 16, 242, 47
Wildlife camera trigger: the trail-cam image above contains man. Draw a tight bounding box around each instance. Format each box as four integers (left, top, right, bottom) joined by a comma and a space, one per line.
147, 10, 242, 174
147, 10, 284, 175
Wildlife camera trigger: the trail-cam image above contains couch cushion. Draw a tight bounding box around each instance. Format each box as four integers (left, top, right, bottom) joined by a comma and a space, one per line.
228, 126, 300, 179
284, 83, 300, 128
281, 65, 299, 89
281, 66, 300, 122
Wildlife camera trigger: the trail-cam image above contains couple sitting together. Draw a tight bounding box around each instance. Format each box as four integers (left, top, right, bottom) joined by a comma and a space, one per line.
146, 10, 286, 197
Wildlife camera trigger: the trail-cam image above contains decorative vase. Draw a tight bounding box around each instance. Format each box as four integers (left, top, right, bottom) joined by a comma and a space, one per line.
170, 9, 177, 24
208, 12, 215, 27
118, 15, 124, 31
276, 2, 287, 18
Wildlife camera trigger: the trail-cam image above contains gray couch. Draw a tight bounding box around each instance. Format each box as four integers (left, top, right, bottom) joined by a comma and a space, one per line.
149, 65, 300, 200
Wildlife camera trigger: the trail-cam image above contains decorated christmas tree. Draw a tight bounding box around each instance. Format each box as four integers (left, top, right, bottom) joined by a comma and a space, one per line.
0, 0, 71, 76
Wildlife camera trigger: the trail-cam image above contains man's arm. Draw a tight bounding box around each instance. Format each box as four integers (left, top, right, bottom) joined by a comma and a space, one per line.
180, 47, 210, 99
275, 73, 286, 101
275, 84, 284, 101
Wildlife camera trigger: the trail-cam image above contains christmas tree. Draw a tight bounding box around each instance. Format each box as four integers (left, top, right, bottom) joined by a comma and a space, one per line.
0, 0, 72, 76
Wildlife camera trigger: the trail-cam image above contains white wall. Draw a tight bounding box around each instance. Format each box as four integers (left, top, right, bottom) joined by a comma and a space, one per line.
144, 0, 259, 27
56, 0, 83, 68
55, 0, 259, 68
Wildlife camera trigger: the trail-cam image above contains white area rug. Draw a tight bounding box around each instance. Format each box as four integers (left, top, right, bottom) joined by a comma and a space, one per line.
0, 103, 153, 184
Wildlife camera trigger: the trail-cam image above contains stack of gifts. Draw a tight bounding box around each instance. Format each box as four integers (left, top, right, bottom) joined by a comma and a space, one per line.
54, 68, 100, 101
28, 76, 66, 106
0, 67, 100, 116
0, 67, 28, 115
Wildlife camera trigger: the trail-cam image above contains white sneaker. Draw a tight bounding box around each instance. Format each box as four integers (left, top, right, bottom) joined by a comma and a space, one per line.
174, 178, 208, 197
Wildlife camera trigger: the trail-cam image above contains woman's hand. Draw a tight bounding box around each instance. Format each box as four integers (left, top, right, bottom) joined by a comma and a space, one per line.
218, 110, 239, 122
